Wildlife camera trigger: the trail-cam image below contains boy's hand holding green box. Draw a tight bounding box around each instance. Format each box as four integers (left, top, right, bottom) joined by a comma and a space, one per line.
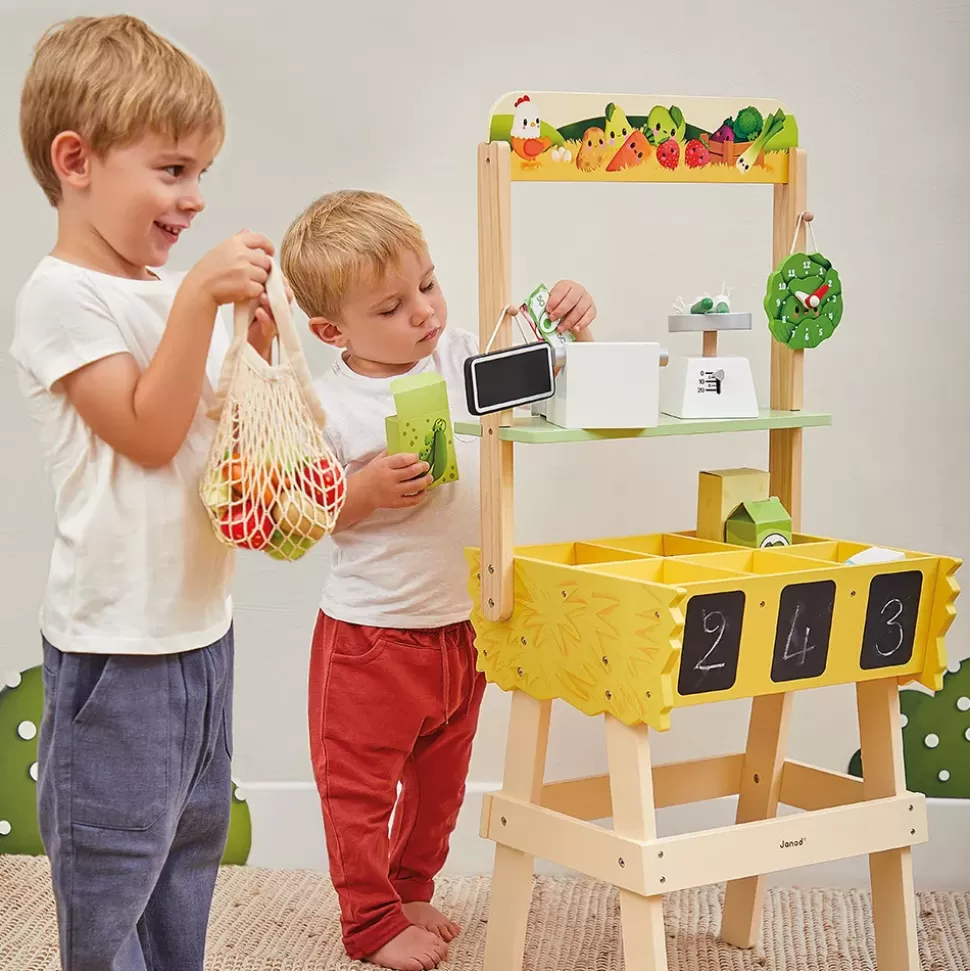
386, 372, 459, 488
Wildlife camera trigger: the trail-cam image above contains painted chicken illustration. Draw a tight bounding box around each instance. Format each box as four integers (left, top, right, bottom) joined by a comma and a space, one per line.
509, 95, 552, 164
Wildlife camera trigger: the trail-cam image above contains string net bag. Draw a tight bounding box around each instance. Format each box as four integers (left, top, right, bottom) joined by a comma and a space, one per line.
199, 259, 346, 561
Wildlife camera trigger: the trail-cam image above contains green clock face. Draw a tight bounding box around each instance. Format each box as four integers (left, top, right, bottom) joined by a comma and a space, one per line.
764, 251, 843, 349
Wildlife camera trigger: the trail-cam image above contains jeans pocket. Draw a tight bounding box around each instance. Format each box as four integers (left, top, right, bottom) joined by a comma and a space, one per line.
223, 703, 233, 761
70, 656, 171, 831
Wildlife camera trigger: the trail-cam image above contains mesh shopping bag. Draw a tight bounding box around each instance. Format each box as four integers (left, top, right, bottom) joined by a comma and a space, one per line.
199, 259, 346, 561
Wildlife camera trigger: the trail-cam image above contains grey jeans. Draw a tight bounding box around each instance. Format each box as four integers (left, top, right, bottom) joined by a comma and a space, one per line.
37, 627, 234, 971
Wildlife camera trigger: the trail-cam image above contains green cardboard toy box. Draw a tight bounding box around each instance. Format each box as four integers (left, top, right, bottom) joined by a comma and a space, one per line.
385, 372, 459, 489
724, 497, 792, 549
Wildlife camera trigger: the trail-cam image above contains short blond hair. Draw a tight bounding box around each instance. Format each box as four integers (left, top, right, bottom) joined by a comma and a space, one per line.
281, 190, 427, 321
20, 15, 225, 206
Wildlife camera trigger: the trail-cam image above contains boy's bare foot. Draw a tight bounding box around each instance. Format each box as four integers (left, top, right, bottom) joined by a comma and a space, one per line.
368, 925, 448, 970
402, 901, 461, 943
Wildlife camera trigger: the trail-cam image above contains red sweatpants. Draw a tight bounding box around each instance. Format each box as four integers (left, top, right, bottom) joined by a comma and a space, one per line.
308, 611, 486, 960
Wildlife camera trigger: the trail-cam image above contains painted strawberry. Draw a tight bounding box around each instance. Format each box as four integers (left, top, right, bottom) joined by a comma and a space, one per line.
685, 138, 710, 169
656, 139, 680, 170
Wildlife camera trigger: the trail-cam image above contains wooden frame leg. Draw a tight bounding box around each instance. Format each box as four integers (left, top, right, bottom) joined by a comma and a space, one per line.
857, 678, 919, 971
720, 692, 793, 948
482, 692, 551, 971
605, 716, 668, 971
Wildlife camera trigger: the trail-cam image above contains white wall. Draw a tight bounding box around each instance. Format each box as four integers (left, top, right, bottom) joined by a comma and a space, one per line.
2, 0, 968, 885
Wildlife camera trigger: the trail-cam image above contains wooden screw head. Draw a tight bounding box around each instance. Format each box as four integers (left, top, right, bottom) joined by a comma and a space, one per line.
802, 211, 815, 222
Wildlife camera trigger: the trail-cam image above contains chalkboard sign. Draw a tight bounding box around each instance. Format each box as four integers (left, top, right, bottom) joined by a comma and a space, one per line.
771, 580, 836, 683
678, 591, 745, 696
464, 343, 555, 416
860, 570, 922, 670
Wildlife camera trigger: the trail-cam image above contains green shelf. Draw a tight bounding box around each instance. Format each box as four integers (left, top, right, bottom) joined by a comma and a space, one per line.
454, 408, 832, 444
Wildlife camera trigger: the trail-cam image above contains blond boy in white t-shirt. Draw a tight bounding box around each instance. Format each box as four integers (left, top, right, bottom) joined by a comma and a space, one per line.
281, 190, 596, 971
9, 16, 284, 971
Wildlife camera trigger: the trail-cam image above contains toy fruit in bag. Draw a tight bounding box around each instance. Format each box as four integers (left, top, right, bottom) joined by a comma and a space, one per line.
199, 260, 346, 561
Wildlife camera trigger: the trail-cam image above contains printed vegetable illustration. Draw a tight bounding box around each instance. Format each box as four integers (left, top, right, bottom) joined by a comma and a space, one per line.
604, 102, 634, 148
419, 418, 450, 483
605, 130, 650, 172
764, 251, 843, 349
710, 121, 735, 143
656, 138, 681, 170
684, 138, 710, 168
737, 109, 788, 172
576, 127, 609, 172
644, 104, 686, 146
732, 106, 764, 141
848, 658, 970, 799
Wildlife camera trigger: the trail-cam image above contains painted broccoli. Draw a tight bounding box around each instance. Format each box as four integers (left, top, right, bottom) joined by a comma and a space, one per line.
764, 252, 843, 349
0, 664, 253, 863
848, 657, 970, 798
732, 106, 764, 141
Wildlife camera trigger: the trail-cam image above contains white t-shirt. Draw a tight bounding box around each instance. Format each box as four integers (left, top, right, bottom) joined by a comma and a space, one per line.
9, 256, 234, 656
315, 325, 481, 629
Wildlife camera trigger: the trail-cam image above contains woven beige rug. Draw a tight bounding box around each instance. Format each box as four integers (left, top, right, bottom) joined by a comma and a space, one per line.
1, 855, 968, 970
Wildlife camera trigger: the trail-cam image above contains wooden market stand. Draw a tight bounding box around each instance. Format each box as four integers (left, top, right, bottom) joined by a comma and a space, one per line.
459, 92, 961, 971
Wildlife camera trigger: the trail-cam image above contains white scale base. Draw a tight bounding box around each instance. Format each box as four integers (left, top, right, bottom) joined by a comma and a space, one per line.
661, 355, 759, 420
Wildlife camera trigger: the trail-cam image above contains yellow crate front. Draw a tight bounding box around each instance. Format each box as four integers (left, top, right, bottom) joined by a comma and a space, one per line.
466, 534, 960, 732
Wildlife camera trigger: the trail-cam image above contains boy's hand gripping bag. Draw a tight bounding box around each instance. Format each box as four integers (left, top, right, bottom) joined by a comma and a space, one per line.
199, 260, 346, 561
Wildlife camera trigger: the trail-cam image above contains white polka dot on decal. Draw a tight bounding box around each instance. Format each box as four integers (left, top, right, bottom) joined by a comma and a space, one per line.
3, 671, 21, 689
938, 770, 951, 782
924, 734, 940, 749
17, 721, 37, 741
0, 821, 11, 837
965, 728, 970, 743
957, 697, 970, 713
900, 713, 909, 728
947, 658, 963, 674
29, 763, 39, 782
233, 787, 247, 803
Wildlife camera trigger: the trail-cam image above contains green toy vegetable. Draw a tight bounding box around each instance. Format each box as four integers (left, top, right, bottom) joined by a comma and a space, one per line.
690, 297, 714, 315
764, 252, 843, 349
736, 110, 788, 172
732, 106, 764, 142
420, 418, 449, 483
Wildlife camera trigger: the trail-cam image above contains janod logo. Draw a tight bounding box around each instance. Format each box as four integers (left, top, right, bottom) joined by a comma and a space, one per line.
779, 837, 806, 850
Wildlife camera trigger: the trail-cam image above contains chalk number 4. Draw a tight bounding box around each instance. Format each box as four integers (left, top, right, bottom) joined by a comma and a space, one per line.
783, 603, 814, 666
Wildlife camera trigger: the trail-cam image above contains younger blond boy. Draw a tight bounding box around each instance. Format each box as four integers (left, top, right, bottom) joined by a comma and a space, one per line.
281, 190, 595, 970
11, 16, 279, 971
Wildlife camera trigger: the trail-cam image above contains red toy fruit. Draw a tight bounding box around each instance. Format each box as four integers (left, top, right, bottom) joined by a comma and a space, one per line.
299, 457, 345, 510
684, 138, 710, 169
219, 501, 274, 550
656, 139, 680, 170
